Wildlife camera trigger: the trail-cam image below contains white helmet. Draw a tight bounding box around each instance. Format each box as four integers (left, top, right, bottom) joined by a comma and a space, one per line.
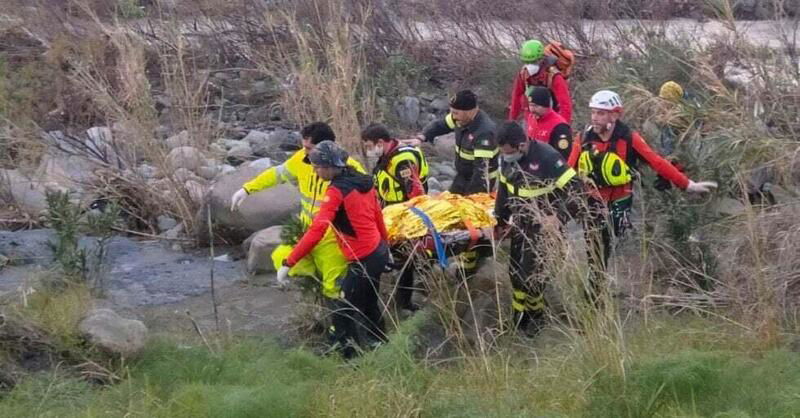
589, 90, 623, 111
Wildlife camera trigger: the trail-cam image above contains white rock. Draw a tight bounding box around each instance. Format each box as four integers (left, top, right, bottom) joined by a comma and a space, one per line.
79, 309, 147, 357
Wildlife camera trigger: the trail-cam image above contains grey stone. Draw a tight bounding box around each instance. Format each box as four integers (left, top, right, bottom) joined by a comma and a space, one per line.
429, 97, 450, 112
184, 179, 208, 204
0, 169, 49, 216
172, 167, 195, 183
712, 197, 746, 217
135, 164, 157, 180
157, 215, 178, 233
221, 139, 244, 150
197, 165, 221, 181
417, 112, 437, 129
426, 177, 442, 192
242, 225, 283, 274
201, 165, 301, 242
226, 143, 253, 165
248, 158, 272, 171
435, 163, 457, 180
432, 133, 456, 161
165, 130, 192, 149
167, 146, 205, 173
245, 130, 272, 156
441, 180, 453, 191
162, 222, 184, 240
36, 151, 95, 194
395, 96, 421, 127
79, 309, 147, 357
252, 80, 270, 95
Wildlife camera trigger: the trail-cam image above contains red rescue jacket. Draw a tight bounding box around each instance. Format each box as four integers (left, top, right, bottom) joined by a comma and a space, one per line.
508, 68, 572, 124
525, 109, 574, 162
571, 121, 689, 203
286, 168, 388, 266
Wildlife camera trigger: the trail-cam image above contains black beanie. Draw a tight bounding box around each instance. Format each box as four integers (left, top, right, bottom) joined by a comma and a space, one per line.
449, 89, 478, 110
527, 86, 552, 108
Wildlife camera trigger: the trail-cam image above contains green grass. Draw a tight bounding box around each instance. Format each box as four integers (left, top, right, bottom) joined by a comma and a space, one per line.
2, 314, 800, 417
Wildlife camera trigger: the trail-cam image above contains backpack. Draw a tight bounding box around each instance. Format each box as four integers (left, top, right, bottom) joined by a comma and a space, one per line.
544, 41, 576, 79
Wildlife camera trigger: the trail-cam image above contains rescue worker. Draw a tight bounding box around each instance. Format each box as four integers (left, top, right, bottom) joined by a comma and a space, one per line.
525, 86, 574, 161
278, 141, 390, 359
508, 39, 573, 124
493, 121, 583, 334
418, 89, 498, 275
361, 123, 429, 312
419, 89, 499, 195
573, 90, 717, 300
230, 122, 366, 301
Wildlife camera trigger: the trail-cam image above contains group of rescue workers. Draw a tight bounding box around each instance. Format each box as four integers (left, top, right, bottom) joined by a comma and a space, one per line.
229, 39, 718, 358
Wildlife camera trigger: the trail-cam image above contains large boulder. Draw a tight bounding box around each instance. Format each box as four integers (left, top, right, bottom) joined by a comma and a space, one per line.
200, 162, 301, 242
167, 146, 205, 173
0, 169, 49, 216
395, 96, 421, 127
242, 225, 283, 274
165, 130, 193, 149
79, 308, 147, 357
430, 132, 455, 161
36, 152, 95, 194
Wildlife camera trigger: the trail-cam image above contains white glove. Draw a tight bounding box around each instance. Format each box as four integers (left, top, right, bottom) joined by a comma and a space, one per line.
230, 188, 248, 212
276, 266, 290, 287
686, 180, 718, 194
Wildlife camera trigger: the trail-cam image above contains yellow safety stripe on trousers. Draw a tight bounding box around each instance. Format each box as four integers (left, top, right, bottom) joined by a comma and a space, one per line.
525, 294, 545, 311
445, 113, 457, 129
512, 290, 528, 312
500, 167, 576, 198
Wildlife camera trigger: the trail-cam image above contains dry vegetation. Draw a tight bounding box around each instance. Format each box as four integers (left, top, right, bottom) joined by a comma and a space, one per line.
1, 0, 800, 415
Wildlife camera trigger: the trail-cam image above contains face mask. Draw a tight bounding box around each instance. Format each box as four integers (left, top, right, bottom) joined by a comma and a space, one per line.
525, 64, 540, 76
502, 152, 523, 163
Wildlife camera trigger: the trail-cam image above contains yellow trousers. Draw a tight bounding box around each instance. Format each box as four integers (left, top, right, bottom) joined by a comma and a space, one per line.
271, 228, 348, 299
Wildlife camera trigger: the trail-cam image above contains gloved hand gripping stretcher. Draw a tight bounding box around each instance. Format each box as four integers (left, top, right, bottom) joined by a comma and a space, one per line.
382, 192, 497, 267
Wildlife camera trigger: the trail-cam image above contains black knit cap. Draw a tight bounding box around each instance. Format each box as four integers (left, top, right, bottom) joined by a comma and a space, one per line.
527, 86, 552, 108
449, 89, 478, 110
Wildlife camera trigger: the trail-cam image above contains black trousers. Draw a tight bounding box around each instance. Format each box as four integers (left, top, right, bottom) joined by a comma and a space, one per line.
329, 242, 389, 357
508, 222, 547, 322
583, 196, 632, 303
395, 255, 417, 310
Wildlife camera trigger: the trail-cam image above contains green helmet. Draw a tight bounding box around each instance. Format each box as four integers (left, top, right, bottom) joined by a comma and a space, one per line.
519, 39, 544, 63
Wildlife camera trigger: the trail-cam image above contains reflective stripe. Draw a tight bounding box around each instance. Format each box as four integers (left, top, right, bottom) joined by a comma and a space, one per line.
455, 145, 475, 161
525, 294, 545, 311
513, 290, 528, 301
473, 148, 499, 158
488, 169, 499, 179
445, 113, 456, 129
276, 163, 295, 183
512, 300, 527, 312
501, 168, 575, 198
300, 196, 322, 208
555, 168, 576, 188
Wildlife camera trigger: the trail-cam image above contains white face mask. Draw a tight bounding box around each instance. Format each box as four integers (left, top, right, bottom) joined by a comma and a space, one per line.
524, 64, 540, 76
502, 152, 523, 163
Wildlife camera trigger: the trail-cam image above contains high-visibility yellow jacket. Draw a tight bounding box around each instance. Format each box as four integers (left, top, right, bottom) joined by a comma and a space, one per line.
243, 148, 366, 226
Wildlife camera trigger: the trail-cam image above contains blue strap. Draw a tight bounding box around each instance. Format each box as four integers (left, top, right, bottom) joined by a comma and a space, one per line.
408, 207, 448, 268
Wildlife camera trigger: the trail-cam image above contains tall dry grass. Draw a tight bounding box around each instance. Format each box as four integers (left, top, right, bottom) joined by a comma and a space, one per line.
245, 0, 377, 161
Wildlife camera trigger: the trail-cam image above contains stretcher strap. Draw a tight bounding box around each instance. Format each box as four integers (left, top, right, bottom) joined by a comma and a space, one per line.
408, 206, 448, 268
463, 219, 480, 250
